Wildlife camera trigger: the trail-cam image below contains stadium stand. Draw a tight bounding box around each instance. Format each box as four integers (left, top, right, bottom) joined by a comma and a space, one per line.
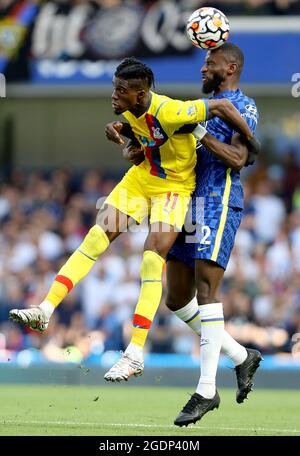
1, 147, 300, 364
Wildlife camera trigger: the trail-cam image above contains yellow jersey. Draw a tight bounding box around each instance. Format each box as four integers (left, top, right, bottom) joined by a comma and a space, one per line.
122, 91, 208, 184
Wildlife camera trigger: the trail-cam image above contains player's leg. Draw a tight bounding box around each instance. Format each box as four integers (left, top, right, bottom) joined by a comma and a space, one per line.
166, 258, 219, 423
104, 191, 190, 382
129, 223, 180, 347
165, 255, 202, 331
193, 204, 262, 405
172, 203, 261, 425
104, 221, 179, 382
197, 260, 261, 404
165, 253, 256, 368
9, 168, 148, 332
194, 258, 225, 398
9, 204, 131, 331
172, 259, 222, 426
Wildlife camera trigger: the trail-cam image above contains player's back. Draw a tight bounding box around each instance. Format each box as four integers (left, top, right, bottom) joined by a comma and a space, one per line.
195, 89, 258, 209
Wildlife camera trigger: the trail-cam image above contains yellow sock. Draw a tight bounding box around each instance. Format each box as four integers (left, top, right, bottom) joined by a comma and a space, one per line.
45, 225, 109, 308
131, 250, 165, 348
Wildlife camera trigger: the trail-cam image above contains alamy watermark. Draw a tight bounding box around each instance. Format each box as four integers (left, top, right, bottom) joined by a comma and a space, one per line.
0, 73, 6, 98
291, 73, 300, 98
95, 193, 207, 245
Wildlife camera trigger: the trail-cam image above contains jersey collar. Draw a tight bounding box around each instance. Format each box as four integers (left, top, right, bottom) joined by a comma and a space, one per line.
211, 88, 241, 99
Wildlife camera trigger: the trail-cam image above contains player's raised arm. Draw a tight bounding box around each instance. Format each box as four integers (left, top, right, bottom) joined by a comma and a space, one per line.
159, 99, 209, 135
194, 130, 260, 171
207, 98, 253, 140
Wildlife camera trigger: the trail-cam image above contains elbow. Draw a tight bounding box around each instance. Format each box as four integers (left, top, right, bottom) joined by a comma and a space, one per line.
231, 155, 245, 172
229, 148, 245, 171
232, 163, 243, 172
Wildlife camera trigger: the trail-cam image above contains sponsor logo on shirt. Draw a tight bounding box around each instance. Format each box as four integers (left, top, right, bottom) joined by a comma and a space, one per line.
187, 106, 196, 116
245, 104, 258, 115
242, 104, 258, 123
152, 127, 164, 139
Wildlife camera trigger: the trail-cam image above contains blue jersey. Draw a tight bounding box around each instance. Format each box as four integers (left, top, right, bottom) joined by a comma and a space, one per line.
195, 89, 258, 209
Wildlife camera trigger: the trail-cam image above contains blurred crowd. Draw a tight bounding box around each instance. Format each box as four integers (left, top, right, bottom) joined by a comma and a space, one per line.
0, 142, 300, 365
51, 0, 300, 16
1, 0, 300, 16
200, 0, 300, 15
0, 1, 299, 365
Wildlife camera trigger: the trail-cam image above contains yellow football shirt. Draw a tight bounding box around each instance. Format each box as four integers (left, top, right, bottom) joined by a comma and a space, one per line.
122, 91, 208, 184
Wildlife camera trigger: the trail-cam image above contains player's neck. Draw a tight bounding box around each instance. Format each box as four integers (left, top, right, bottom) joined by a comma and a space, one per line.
214, 81, 239, 95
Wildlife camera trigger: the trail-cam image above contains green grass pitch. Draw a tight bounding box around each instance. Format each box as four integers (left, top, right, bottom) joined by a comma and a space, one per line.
0, 385, 299, 436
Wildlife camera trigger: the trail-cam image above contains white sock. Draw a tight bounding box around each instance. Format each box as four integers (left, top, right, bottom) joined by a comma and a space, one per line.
174, 297, 201, 335
173, 298, 247, 366
196, 303, 224, 399
125, 342, 143, 361
39, 300, 55, 320
222, 331, 247, 366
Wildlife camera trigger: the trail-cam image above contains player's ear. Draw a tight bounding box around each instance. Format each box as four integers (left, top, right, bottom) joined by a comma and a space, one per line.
137, 90, 146, 104
227, 62, 237, 75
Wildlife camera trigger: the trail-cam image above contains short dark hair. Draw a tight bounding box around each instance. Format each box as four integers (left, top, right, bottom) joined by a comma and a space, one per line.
213, 42, 244, 75
115, 57, 155, 88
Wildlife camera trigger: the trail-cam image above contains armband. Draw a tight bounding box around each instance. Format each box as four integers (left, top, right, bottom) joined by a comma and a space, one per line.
193, 124, 208, 141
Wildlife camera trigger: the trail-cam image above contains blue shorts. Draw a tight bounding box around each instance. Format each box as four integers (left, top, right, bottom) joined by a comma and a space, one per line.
168, 202, 243, 270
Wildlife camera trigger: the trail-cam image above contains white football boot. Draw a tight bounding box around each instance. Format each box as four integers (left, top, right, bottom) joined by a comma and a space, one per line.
104, 353, 144, 382
9, 307, 49, 332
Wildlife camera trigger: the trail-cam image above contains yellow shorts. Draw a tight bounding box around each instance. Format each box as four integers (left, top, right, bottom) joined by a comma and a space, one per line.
104, 166, 194, 229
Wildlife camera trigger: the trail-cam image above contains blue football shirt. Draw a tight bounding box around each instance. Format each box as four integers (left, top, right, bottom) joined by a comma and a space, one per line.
194, 88, 259, 209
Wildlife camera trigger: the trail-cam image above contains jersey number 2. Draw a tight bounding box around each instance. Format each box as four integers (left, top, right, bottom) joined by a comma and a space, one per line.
199, 225, 211, 244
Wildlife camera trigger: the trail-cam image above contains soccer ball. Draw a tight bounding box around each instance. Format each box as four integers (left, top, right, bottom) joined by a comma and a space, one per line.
186, 7, 230, 50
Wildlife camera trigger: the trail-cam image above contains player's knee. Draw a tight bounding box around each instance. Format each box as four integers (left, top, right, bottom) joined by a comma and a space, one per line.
95, 204, 127, 243
165, 292, 177, 311
197, 280, 215, 304
165, 292, 190, 311
145, 240, 162, 257
80, 225, 110, 258
144, 237, 173, 259
141, 250, 164, 280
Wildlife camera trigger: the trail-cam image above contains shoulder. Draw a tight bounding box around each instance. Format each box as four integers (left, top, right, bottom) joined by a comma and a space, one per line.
229, 92, 259, 126
156, 92, 169, 100
149, 93, 177, 117
235, 92, 258, 113
152, 92, 173, 106
155, 97, 185, 117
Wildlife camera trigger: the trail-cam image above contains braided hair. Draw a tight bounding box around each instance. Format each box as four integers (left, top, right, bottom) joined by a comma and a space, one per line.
114, 57, 155, 88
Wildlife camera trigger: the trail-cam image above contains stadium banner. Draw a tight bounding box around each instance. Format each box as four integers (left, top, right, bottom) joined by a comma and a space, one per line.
1, 1, 299, 84
0, 0, 39, 75
29, 32, 299, 85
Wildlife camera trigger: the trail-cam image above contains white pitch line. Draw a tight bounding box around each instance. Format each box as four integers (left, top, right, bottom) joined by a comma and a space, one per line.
1, 420, 300, 434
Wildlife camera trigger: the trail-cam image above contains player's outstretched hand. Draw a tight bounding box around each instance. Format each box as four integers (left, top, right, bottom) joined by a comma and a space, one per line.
105, 121, 125, 145
245, 136, 261, 166
123, 140, 144, 166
